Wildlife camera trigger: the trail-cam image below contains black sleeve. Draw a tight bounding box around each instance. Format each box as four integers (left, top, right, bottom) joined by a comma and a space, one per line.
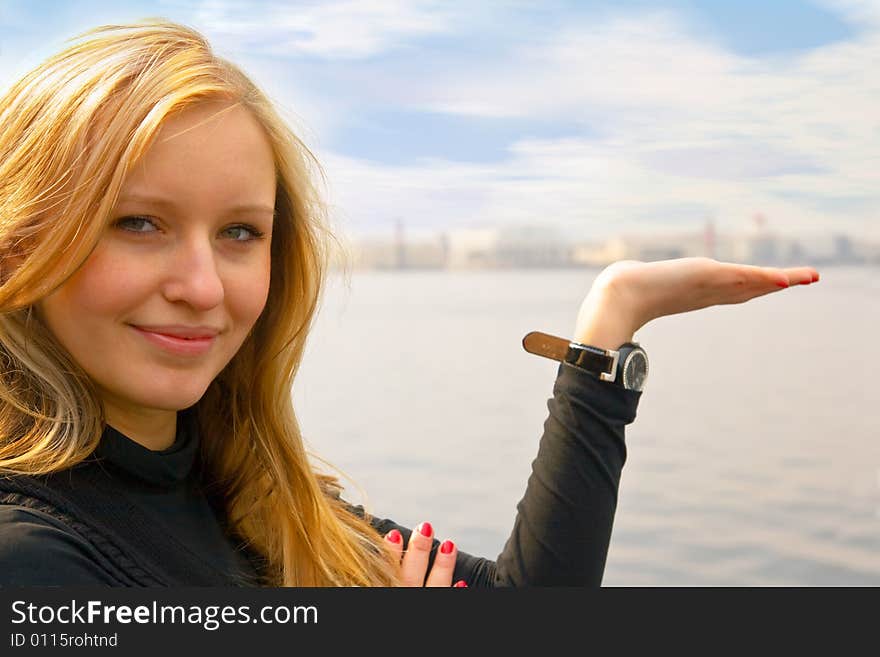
0, 506, 124, 586
354, 361, 641, 587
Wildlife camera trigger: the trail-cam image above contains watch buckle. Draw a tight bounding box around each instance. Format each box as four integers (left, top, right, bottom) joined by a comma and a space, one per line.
599, 350, 619, 383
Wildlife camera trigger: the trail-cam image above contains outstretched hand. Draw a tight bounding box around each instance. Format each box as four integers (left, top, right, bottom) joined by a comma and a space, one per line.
574, 257, 820, 348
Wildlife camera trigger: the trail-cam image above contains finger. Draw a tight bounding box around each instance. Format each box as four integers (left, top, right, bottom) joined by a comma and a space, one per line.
425, 539, 457, 587
399, 521, 434, 587
751, 266, 819, 302
720, 262, 787, 289
722, 263, 818, 304
722, 262, 816, 285
384, 528, 404, 563
780, 266, 820, 286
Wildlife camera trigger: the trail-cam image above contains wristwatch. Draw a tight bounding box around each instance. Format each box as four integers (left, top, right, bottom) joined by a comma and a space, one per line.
521, 330, 649, 392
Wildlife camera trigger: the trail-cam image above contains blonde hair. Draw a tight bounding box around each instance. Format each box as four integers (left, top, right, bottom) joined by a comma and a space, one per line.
0, 18, 399, 586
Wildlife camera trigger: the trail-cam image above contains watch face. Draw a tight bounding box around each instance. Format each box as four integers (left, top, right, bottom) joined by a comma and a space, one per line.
622, 350, 648, 391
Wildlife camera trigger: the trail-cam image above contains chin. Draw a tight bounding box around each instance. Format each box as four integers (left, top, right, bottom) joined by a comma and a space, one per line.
129, 385, 211, 413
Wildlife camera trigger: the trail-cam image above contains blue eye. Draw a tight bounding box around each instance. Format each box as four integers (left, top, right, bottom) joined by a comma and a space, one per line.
222, 225, 265, 242
116, 215, 158, 232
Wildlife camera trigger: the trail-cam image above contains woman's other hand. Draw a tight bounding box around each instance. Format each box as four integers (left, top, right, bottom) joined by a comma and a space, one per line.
574, 257, 819, 348
384, 522, 466, 587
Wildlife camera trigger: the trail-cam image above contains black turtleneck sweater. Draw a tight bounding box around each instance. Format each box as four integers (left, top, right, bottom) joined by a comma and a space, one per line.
0, 362, 641, 586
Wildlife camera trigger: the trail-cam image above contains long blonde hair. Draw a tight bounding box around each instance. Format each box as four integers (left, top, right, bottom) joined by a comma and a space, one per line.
0, 18, 400, 586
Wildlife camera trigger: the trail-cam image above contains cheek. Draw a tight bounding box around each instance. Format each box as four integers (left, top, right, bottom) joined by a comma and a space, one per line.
41, 249, 150, 335
224, 262, 271, 329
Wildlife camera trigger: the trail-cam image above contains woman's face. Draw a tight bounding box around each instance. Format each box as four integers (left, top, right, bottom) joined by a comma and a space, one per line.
38, 100, 276, 426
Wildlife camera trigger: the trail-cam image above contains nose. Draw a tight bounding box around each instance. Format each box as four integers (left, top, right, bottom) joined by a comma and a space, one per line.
160, 237, 225, 310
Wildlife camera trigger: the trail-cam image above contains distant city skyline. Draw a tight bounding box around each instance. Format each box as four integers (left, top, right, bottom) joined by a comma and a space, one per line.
337, 218, 878, 271
342, 210, 878, 244
2, 1, 878, 241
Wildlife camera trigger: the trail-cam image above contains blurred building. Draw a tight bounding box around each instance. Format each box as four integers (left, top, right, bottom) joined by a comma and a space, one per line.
445, 224, 573, 269
733, 213, 779, 264
346, 236, 447, 270
864, 240, 880, 264
571, 220, 736, 266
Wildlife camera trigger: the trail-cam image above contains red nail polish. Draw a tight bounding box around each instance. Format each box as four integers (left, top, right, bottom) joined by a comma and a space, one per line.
776, 281, 789, 288
453, 580, 468, 588
440, 540, 454, 554
799, 280, 810, 285
386, 529, 402, 544
419, 522, 433, 537
812, 274, 819, 282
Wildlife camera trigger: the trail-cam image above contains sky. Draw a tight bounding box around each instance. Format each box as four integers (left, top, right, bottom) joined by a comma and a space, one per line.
1, 0, 878, 243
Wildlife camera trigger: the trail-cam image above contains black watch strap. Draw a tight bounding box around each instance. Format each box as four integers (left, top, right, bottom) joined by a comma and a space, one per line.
565, 342, 617, 381
522, 331, 618, 382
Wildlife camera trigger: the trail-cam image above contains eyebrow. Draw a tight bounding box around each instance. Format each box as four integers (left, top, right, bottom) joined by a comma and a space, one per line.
118, 193, 276, 216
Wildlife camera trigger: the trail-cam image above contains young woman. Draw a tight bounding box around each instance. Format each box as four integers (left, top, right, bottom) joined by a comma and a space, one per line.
0, 20, 819, 587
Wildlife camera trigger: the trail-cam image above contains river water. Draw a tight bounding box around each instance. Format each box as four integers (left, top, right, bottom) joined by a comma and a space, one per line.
293, 265, 879, 585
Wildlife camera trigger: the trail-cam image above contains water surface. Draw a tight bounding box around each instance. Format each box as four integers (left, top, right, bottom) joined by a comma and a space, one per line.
294, 266, 879, 585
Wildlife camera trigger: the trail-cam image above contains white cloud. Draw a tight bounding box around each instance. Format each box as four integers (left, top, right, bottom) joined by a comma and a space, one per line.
309, 6, 880, 242
818, 0, 880, 28
423, 11, 756, 118
190, 0, 456, 58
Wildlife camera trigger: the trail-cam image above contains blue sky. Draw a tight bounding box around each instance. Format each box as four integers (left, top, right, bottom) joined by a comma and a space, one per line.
1, 0, 877, 243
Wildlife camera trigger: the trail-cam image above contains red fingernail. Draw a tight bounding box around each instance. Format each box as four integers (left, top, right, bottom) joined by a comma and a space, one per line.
386, 529, 401, 544
812, 274, 819, 282
799, 280, 811, 285
453, 580, 468, 588
419, 522, 433, 537
776, 281, 789, 288
440, 540, 454, 554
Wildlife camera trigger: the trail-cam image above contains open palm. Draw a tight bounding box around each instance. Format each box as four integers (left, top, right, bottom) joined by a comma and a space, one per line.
595, 257, 820, 331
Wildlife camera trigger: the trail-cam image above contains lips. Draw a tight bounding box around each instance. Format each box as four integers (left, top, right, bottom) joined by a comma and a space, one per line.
130, 325, 219, 356
130, 325, 221, 339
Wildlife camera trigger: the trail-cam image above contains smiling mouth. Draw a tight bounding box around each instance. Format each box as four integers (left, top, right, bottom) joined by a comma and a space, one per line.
130, 325, 217, 356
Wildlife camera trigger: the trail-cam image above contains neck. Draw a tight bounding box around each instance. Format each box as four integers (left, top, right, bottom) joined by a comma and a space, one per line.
102, 401, 178, 451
